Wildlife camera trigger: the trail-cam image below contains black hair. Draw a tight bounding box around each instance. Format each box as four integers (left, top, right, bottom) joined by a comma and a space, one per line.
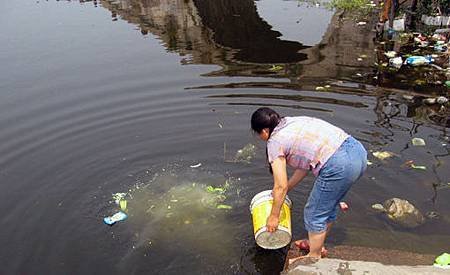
250, 107, 282, 174
250, 107, 281, 135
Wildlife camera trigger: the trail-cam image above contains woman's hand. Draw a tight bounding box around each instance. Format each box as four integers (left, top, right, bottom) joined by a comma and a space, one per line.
266, 214, 280, 232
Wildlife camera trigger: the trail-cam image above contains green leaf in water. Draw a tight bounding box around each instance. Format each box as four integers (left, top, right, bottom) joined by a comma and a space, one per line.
206, 185, 225, 194
269, 65, 283, 71
217, 204, 232, 210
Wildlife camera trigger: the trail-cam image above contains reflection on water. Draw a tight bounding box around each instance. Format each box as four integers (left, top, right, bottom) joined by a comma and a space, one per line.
101, 0, 310, 63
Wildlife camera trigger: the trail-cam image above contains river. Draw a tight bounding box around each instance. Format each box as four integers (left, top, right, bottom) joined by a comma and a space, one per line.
0, 0, 449, 274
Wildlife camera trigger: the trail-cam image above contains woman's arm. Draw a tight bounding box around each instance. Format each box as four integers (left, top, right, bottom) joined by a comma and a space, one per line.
266, 157, 288, 233
288, 169, 309, 192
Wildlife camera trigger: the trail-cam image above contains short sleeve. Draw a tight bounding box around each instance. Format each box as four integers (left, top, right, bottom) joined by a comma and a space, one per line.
267, 139, 285, 163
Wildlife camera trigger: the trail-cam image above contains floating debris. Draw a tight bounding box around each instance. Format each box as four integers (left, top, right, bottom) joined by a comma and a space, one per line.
411, 138, 426, 146
216, 204, 232, 210
269, 65, 283, 71
233, 143, 256, 164
371, 203, 385, 212
112, 192, 127, 205
425, 211, 440, 219
405, 56, 434, 66
119, 200, 127, 211
376, 198, 425, 228
403, 160, 426, 170
384, 51, 397, 58
190, 163, 202, 168
434, 253, 450, 269
410, 164, 427, 170
104, 211, 128, 226
423, 96, 448, 105
206, 185, 225, 194
389, 57, 403, 69
372, 151, 394, 160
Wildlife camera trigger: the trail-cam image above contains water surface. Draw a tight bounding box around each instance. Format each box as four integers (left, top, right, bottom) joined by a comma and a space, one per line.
0, 0, 448, 274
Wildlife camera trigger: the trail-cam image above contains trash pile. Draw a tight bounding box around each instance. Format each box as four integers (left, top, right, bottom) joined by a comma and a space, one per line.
376, 28, 450, 107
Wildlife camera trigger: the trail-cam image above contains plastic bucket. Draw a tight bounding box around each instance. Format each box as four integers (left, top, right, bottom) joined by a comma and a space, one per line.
249, 190, 292, 249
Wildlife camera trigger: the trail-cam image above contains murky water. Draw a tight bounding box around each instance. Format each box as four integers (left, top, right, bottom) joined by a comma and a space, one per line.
0, 0, 448, 274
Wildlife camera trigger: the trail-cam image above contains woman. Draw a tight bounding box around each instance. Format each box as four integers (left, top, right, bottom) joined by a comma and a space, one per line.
251, 107, 367, 260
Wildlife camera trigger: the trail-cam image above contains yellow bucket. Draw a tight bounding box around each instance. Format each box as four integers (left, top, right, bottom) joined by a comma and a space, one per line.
250, 190, 292, 249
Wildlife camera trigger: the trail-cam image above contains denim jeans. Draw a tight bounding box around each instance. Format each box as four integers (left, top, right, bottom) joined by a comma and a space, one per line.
304, 136, 367, 233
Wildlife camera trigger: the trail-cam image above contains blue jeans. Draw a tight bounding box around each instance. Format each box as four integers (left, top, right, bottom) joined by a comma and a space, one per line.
304, 136, 367, 233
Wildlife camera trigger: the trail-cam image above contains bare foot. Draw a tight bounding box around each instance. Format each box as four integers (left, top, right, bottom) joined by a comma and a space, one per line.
293, 239, 328, 257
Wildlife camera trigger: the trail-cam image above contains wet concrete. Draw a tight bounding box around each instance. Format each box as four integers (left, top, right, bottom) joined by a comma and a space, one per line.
283, 243, 446, 274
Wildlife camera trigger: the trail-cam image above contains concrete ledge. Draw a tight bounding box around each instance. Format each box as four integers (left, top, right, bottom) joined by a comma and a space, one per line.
283, 258, 448, 275
283, 244, 446, 274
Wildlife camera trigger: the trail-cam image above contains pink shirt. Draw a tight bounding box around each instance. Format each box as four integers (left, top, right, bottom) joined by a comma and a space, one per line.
267, 117, 349, 176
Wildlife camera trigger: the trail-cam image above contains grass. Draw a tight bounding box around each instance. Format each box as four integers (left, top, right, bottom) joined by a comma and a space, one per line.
328, 0, 373, 11
299, 0, 375, 13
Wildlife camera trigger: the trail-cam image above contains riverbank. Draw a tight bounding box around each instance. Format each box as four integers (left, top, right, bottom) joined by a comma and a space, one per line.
282, 4, 449, 273
283, 244, 447, 274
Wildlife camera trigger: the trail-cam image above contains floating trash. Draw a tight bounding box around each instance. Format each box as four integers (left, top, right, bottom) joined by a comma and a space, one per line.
403, 160, 426, 170
384, 51, 397, 58
112, 192, 127, 205
410, 164, 427, 170
374, 198, 425, 228
206, 185, 225, 194
119, 200, 127, 211
423, 96, 449, 105
216, 204, 232, 210
434, 253, 450, 269
190, 163, 202, 168
411, 138, 426, 146
405, 55, 434, 66
234, 143, 256, 164
372, 151, 394, 160
425, 211, 440, 219
104, 211, 128, 226
389, 57, 403, 69
269, 65, 283, 71
371, 203, 385, 212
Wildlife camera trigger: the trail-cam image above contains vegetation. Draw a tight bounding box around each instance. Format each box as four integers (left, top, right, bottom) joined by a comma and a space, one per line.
417, 0, 450, 15
299, 0, 375, 13
327, 0, 373, 12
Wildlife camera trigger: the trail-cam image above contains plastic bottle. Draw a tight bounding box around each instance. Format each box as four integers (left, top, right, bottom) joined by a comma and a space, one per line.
405, 56, 433, 66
